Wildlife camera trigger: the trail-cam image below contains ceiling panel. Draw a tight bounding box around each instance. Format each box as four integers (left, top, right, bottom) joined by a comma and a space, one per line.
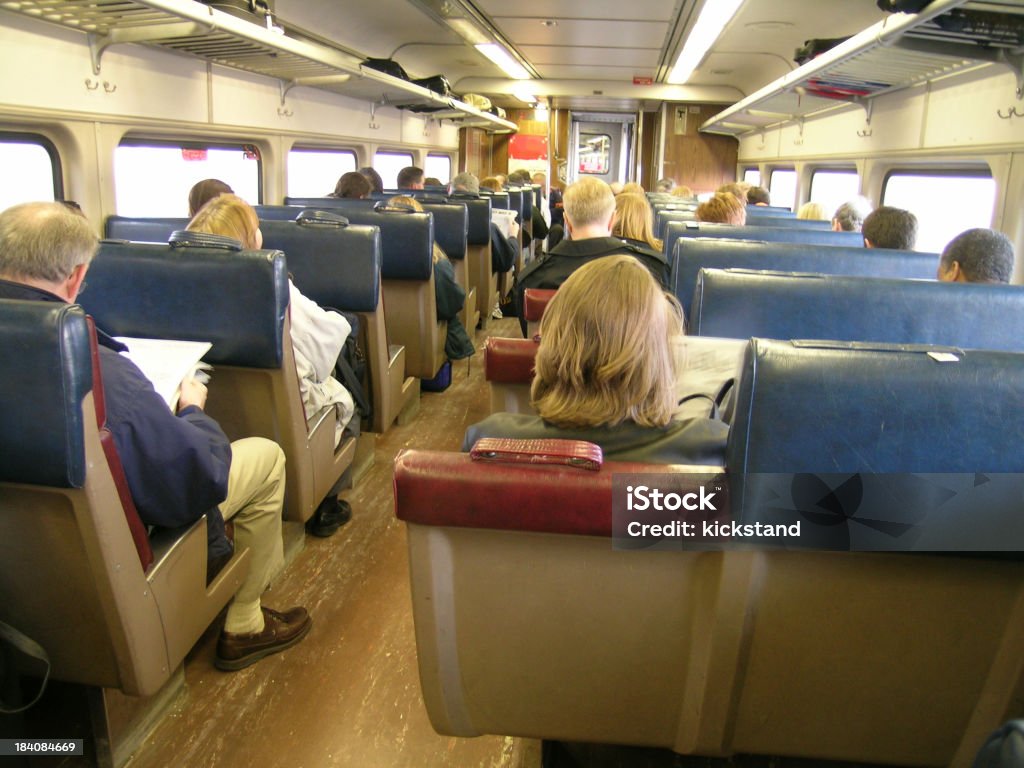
533, 65, 656, 80
477, 0, 681, 22
520, 45, 659, 67
493, 18, 668, 49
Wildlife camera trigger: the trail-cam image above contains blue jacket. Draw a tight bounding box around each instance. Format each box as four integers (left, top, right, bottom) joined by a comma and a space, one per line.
0, 279, 233, 560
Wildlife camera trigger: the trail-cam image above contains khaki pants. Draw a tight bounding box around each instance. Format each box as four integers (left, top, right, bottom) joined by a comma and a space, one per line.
219, 437, 286, 634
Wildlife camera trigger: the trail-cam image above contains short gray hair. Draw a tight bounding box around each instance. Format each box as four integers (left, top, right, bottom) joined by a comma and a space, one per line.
0, 202, 97, 282
655, 178, 675, 192
832, 198, 872, 232
940, 228, 1015, 284
451, 172, 479, 194
563, 177, 615, 229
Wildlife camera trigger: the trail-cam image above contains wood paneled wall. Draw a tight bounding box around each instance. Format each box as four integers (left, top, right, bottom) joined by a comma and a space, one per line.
661, 103, 738, 193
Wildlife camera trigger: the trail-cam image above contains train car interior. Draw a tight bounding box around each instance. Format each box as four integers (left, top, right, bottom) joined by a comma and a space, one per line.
1, 0, 1024, 766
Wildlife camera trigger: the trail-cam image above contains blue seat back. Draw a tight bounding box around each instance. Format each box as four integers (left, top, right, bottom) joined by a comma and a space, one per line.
656, 209, 697, 240
258, 213, 381, 313
507, 189, 525, 223
281, 200, 432, 280
665, 221, 864, 264
80, 241, 288, 368
671, 237, 934, 315
746, 215, 831, 229
691, 269, 1024, 350
105, 216, 185, 242
483, 191, 510, 210
726, 338, 1024, 550
744, 205, 794, 218
0, 301, 91, 487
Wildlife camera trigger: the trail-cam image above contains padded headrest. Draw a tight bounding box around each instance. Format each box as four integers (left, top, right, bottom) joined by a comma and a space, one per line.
726, 339, 1024, 550
483, 191, 510, 210
260, 218, 380, 313
506, 189, 524, 222
484, 337, 538, 384
282, 198, 433, 280
656, 210, 697, 239
691, 269, 1024, 350
728, 338, 1024, 473
418, 202, 467, 260
0, 301, 91, 487
79, 241, 288, 368
665, 222, 864, 265
523, 288, 556, 322
105, 216, 185, 243
672, 237, 937, 316
459, 196, 492, 245
394, 448, 725, 537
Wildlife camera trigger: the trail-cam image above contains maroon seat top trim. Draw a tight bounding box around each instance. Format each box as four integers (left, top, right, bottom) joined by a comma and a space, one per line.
524, 288, 557, 322
394, 448, 727, 537
484, 337, 538, 384
86, 318, 154, 572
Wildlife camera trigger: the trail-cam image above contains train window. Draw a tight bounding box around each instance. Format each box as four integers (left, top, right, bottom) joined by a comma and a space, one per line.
882, 170, 996, 253
579, 133, 610, 175
768, 168, 797, 210
374, 151, 414, 189
809, 169, 860, 220
115, 140, 261, 217
288, 148, 356, 197
425, 154, 452, 185
742, 168, 760, 186
0, 134, 61, 210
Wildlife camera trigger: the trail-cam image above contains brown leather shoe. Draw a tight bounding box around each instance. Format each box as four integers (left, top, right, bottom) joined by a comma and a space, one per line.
215, 606, 311, 671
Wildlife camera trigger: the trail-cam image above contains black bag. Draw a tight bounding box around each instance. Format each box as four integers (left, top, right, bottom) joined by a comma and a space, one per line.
876, 0, 931, 12
362, 58, 410, 81
794, 37, 850, 65
413, 75, 451, 97
331, 310, 372, 425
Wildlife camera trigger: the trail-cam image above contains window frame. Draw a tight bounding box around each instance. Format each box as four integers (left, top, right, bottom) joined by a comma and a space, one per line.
881, 166, 994, 197
425, 152, 453, 184
578, 132, 611, 175
287, 145, 358, 197
767, 167, 798, 210
0, 131, 64, 201
374, 149, 416, 189
742, 167, 760, 185
116, 136, 264, 205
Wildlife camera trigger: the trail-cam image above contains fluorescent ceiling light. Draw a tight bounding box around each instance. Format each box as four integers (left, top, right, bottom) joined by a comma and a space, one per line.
475, 43, 531, 80
512, 83, 537, 104
667, 0, 744, 84
448, 18, 490, 46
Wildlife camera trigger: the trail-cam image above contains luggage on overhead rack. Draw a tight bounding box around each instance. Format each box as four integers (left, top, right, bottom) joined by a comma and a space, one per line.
413, 75, 452, 97
362, 57, 411, 81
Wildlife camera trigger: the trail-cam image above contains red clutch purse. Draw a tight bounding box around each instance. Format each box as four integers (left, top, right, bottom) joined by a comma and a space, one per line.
469, 438, 603, 471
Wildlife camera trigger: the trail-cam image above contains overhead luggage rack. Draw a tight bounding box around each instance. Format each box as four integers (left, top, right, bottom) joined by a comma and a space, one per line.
0, 0, 518, 132
701, 0, 1024, 137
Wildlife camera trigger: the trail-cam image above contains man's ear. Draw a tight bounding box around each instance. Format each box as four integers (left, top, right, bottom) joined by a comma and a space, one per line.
66, 262, 89, 301
606, 209, 617, 234
564, 214, 575, 238
864, 238, 874, 248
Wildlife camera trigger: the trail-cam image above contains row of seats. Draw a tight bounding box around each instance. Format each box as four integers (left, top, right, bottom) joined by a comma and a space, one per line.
655, 209, 831, 240
398, 336, 1024, 765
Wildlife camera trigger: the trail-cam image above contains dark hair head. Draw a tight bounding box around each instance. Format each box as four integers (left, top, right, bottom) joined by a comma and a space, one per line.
862, 206, 918, 250
358, 167, 384, 194
746, 186, 770, 205
940, 228, 1015, 284
188, 178, 234, 217
396, 166, 425, 189
334, 171, 371, 199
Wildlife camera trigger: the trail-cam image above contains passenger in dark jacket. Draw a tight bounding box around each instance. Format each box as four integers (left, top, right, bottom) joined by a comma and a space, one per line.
0, 202, 310, 671
512, 177, 669, 336
465, 254, 727, 464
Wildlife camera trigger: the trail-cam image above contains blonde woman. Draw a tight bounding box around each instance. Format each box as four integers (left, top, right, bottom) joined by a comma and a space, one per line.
613, 192, 663, 253
464, 256, 727, 463
387, 196, 474, 361
186, 194, 356, 536
797, 201, 828, 220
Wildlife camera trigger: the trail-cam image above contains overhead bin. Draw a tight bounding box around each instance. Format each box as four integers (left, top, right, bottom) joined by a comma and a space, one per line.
0, 0, 518, 133
702, 0, 1024, 136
